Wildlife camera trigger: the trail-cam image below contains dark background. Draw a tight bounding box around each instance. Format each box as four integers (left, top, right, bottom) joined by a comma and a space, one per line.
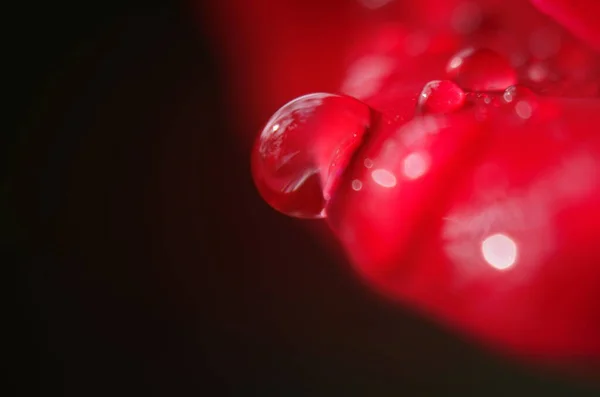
9, 2, 600, 395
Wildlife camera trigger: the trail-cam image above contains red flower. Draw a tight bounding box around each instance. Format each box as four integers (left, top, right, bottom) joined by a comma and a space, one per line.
198, 0, 600, 371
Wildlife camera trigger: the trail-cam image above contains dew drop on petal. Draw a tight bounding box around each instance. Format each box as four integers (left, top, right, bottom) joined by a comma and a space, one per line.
503, 85, 536, 104
251, 93, 371, 218
418, 80, 466, 114
446, 48, 517, 91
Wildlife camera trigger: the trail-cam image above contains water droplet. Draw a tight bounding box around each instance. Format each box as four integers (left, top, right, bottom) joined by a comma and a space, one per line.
502, 85, 535, 103
252, 93, 371, 218
502, 85, 538, 120
446, 48, 517, 91
418, 80, 466, 114
466, 91, 503, 108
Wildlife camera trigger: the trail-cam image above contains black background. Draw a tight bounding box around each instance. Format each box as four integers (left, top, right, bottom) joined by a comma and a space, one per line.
10, 2, 600, 395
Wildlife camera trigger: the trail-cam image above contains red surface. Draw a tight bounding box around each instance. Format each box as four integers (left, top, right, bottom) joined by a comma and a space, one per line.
531, 0, 600, 50
197, 0, 600, 369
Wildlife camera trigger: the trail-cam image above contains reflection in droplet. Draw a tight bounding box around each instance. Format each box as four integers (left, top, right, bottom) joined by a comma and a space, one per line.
364, 158, 374, 168
352, 179, 363, 191
403, 151, 431, 180
252, 93, 371, 219
481, 233, 518, 270
418, 80, 465, 114
503, 87, 516, 103
372, 168, 397, 188
447, 47, 474, 71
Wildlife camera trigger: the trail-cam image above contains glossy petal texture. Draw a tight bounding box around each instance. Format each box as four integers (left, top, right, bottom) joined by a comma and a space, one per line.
327, 96, 600, 362
531, 0, 600, 51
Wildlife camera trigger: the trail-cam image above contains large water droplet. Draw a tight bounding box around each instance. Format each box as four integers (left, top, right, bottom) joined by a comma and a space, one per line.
251, 93, 371, 218
446, 48, 517, 91
418, 80, 466, 114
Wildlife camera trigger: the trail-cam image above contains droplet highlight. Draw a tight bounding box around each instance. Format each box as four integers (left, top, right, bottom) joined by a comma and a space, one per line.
481, 233, 518, 270
446, 48, 517, 91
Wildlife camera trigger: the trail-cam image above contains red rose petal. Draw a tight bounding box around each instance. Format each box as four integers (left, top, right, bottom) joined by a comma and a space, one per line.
531, 0, 600, 51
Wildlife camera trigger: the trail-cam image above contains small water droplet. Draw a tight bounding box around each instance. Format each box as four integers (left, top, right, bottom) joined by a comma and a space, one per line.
252, 93, 371, 218
446, 48, 517, 91
503, 85, 535, 103
418, 80, 465, 114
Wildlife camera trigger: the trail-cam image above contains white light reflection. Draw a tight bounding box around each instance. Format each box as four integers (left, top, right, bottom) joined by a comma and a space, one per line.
341, 56, 394, 99
481, 233, 518, 270
444, 152, 599, 277
447, 47, 474, 71
371, 168, 397, 188
403, 151, 430, 180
